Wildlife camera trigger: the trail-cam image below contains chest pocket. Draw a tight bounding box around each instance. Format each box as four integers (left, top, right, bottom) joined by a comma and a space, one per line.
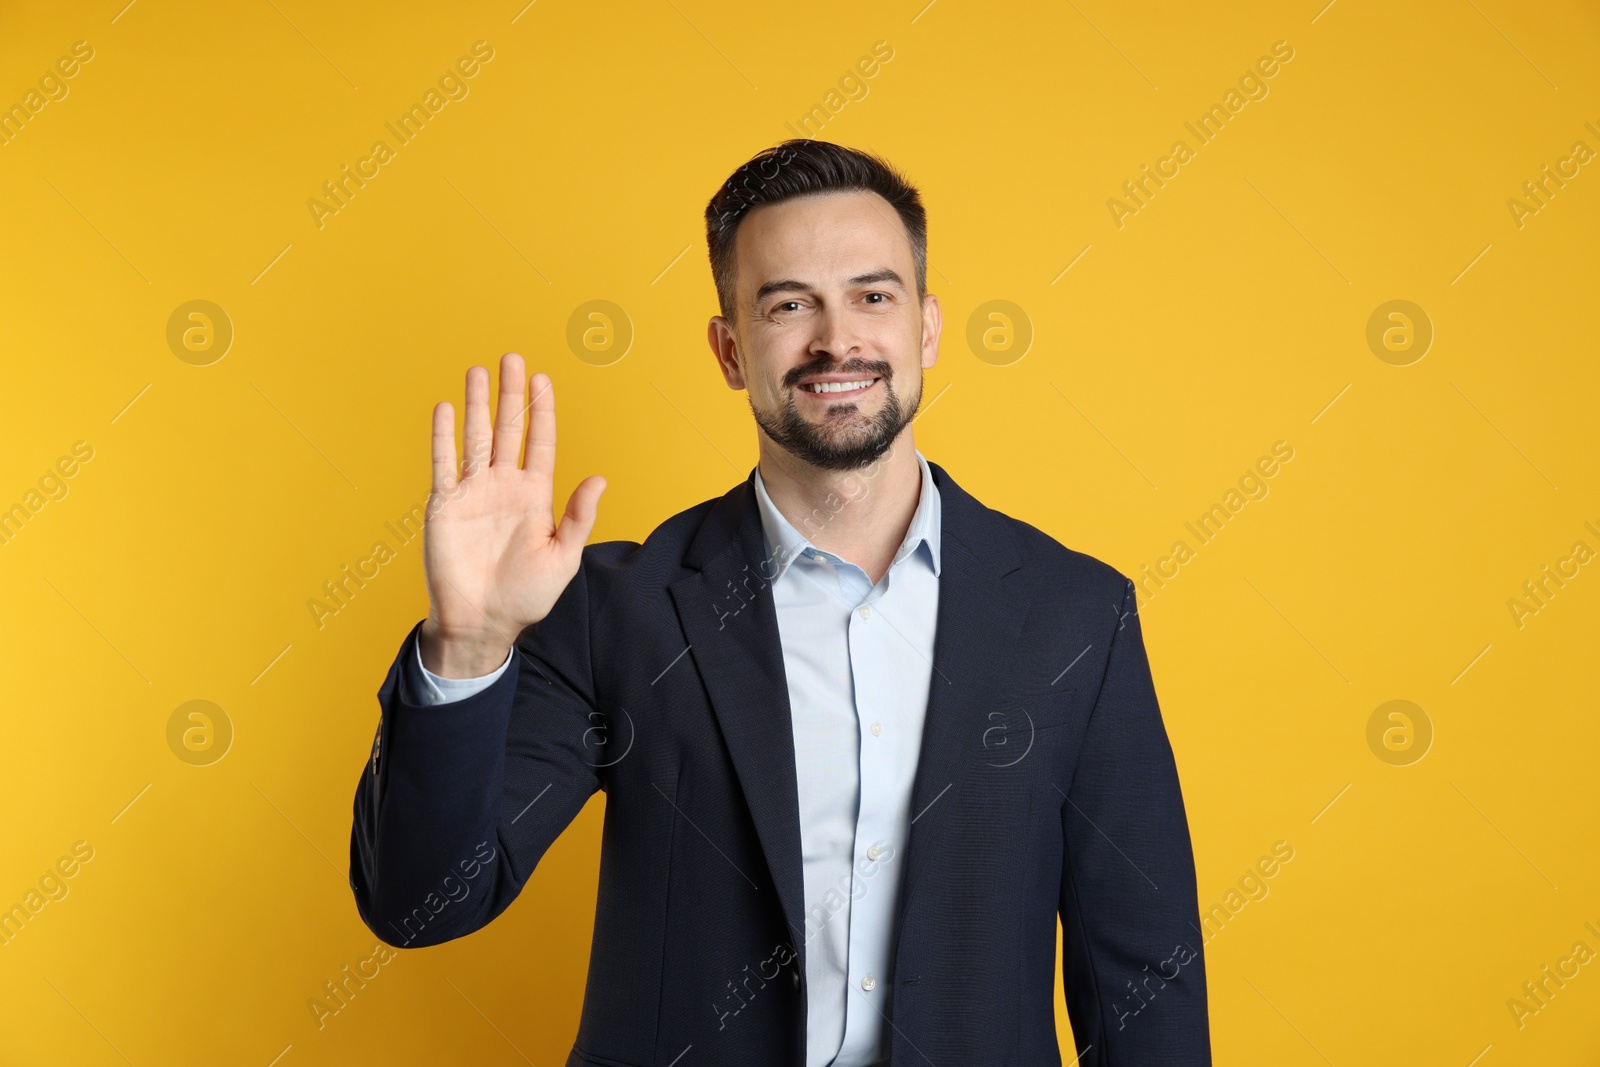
975, 687, 1076, 764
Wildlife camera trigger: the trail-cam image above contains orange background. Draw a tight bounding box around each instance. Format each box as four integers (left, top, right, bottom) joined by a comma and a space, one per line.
2, 0, 1597, 1063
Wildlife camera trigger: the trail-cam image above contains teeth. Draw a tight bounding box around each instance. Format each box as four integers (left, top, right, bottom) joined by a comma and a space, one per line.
804, 379, 875, 394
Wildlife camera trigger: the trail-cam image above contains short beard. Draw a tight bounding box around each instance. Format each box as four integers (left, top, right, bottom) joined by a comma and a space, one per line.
751, 360, 921, 473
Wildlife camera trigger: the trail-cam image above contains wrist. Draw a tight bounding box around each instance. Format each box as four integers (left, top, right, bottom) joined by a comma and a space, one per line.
419, 618, 513, 679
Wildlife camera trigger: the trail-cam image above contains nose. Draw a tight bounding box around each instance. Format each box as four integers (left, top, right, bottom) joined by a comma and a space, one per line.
809, 304, 863, 362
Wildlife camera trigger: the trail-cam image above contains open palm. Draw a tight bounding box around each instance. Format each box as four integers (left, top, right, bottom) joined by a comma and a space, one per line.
419, 353, 605, 677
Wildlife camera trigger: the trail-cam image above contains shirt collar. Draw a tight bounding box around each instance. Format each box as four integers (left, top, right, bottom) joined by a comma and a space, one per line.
751, 448, 942, 582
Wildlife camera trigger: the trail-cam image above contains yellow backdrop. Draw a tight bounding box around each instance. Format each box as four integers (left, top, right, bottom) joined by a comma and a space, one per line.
3, 0, 1597, 1063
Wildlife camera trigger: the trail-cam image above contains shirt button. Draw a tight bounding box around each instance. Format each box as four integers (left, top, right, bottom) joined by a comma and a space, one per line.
861, 974, 876, 992
870, 722, 882, 736
859, 604, 872, 620
867, 845, 882, 860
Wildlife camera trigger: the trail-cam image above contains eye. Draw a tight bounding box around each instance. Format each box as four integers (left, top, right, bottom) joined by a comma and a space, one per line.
863, 292, 889, 305
772, 300, 803, 314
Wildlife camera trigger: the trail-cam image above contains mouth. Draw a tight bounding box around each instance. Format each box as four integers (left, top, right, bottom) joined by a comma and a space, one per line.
796, 376, 880, 398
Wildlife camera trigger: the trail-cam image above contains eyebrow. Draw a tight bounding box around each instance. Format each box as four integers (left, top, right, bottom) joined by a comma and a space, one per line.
753, 268, 908, 306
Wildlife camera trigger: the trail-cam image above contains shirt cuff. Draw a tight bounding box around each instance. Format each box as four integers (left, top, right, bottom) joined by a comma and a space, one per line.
407, 633, 515, 705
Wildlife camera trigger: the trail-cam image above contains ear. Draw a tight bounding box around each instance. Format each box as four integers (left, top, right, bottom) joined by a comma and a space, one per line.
919, 292, 942, 370
707, 316, 746, 389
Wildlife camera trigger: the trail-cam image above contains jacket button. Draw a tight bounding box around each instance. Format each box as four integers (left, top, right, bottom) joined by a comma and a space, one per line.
792, 968, 800, 989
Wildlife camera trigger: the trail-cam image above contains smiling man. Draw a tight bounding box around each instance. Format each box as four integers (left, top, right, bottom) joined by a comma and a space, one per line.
349, 139, 1211, 1066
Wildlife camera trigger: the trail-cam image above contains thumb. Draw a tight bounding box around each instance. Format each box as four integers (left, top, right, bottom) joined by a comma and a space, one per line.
554, 475, 606, 560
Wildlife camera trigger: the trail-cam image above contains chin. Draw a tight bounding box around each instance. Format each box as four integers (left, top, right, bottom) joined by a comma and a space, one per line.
750, 379, 912, 472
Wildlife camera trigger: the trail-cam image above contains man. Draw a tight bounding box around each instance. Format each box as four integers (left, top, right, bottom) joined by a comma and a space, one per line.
349, 139, 1210, 1066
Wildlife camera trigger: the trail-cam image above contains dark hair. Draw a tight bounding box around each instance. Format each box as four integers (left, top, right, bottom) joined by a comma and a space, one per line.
704, 139, 927, 325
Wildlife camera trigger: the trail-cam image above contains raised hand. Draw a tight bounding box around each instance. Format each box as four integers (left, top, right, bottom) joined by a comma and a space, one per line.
417, 353, 606, 678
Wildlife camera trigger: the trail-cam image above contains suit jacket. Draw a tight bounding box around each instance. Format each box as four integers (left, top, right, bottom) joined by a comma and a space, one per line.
348, 459, 1211, 1066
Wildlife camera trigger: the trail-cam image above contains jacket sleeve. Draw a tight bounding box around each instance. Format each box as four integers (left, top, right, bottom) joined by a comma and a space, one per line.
1058, 577, 1211, 1065
406, 637, 514, 704
348, 554, 606, 948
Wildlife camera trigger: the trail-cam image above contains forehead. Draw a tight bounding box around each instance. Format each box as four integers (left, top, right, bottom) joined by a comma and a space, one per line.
732, 190, 912, 293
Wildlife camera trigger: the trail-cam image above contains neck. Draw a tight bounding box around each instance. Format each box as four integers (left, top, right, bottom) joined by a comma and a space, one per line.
756, 427, 923, 586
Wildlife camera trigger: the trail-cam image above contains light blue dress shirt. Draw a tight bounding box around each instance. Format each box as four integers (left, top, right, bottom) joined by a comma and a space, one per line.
406, 449, 942, 1067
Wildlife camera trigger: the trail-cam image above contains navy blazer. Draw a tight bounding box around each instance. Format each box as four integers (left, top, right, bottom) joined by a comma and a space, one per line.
349, 459, 1211, 1066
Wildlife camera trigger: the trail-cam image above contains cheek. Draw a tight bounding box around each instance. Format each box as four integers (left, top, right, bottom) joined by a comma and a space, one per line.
741, 357, 788, 406
882, 321, 924, 373
767, 374, 794, 405
748, 341, 804, 396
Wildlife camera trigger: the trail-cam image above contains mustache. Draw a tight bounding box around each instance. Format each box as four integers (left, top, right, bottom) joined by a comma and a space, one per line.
783, 357, 892, 388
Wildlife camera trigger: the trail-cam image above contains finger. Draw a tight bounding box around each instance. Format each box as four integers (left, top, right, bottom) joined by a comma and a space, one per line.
462, 365, 492, 477
431, 401, 457, 493
525, 371, 556, 484
554, 475, 606, 562
492, 352, 527, 468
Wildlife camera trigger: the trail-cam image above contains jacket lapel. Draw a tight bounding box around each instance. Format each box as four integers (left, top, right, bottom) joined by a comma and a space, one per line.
668, 473, 811, 969
893, 461, 1025, 937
